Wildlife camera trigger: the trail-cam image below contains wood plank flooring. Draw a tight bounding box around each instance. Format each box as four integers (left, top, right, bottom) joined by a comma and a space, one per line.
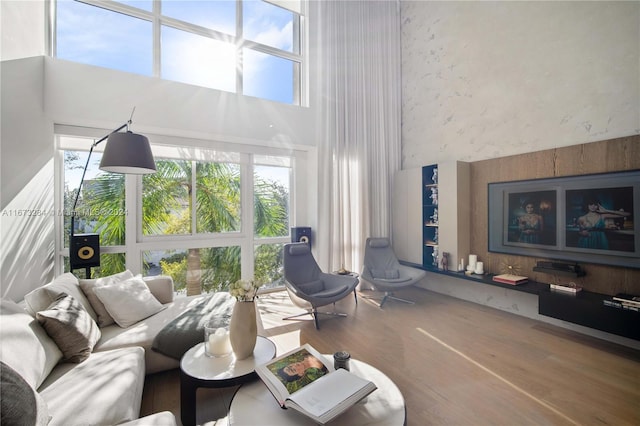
141, 287, 640, 425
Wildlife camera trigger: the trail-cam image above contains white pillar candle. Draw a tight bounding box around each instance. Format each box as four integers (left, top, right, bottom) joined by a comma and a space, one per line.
468, 254, 477, 271
475, 261, 484, 274
206, 328, 231, 357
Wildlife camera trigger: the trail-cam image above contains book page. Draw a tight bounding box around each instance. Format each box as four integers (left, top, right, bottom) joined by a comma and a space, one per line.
255, 344, 333, 402
287, 368, 372, 417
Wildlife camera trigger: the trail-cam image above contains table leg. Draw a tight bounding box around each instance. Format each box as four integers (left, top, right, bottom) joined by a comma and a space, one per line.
180, 372, 198, 426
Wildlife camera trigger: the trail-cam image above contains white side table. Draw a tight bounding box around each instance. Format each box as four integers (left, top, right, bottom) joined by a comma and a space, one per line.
228, 356, 406, 425
180, 336, 276, 426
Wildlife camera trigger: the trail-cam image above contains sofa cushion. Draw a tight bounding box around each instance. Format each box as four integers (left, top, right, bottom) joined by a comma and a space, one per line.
0, 361, 50, 426
142, 275, 175, 304
24, 273, 98, 323
38, 347, 145, 426
0, 299, 63, 389
36, 293, 101, 363
94, 294, 206, 374
121, 411, 177, 426
93, 275, 165, 328
79, 270, 134, 327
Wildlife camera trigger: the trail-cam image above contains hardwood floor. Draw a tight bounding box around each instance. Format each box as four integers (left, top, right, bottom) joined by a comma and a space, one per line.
141, 287, 640, 425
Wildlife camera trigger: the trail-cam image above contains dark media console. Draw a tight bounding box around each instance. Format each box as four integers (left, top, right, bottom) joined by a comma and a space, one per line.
538, 289, 639, 341
402, 261, 639, 342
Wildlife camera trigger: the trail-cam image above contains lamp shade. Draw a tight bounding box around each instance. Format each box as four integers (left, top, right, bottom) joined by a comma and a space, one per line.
99, 131, 156, 174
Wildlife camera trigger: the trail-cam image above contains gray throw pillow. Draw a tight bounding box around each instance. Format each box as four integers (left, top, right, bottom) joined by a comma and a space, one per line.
0, 361, 50, 426
36, 293, 101, 363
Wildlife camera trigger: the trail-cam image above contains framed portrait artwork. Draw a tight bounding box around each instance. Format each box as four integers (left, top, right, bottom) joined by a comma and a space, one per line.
488, 170, 640, 269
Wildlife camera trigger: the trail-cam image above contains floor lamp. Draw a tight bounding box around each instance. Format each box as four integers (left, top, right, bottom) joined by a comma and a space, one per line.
69, 117, 156, 277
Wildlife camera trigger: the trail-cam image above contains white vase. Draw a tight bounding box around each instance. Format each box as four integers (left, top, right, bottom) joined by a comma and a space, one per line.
229, 300, 257, 360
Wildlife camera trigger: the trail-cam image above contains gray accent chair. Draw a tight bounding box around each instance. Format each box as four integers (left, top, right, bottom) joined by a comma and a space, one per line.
361, 237, 426, 307
283, 242, 359, 329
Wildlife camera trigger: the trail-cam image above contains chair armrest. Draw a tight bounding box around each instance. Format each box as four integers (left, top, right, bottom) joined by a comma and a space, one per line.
142, 276, 175, 303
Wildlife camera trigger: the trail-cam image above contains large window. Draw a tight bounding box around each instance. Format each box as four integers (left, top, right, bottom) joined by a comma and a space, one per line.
58, 134, 295, 293
55, 0, 305, 105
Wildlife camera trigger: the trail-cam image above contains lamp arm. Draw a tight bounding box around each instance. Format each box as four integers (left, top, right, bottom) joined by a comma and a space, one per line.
69, 121, 130, 236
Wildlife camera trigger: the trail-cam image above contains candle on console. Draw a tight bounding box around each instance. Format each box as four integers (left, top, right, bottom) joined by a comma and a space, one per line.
475, 261, 484, 274
468, 254, 477, 271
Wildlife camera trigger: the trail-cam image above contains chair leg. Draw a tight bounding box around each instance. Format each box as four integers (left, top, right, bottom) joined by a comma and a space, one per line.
283, 308, 347, 330
385, 293, 414, 305
283, 310, 314, 321
362, 291, 414, 308
312, 308, 319, 329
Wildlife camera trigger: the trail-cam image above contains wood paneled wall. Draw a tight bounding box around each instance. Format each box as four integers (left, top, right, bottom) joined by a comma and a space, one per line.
470, 135, 640, 295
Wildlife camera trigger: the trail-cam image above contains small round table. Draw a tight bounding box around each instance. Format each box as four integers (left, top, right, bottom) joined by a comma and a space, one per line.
180, 336, 276, 426
228, 356, 406, 425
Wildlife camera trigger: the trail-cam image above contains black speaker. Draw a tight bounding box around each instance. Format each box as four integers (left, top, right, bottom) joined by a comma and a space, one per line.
291, 227, 312, 246
70, 234, 100, 269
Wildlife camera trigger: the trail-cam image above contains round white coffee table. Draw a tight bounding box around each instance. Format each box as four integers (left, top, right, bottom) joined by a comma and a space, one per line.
228, 356, 406, 425
180, 336, 276, 426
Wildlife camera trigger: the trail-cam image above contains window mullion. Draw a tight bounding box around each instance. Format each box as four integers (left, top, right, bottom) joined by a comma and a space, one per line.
191, 161, 197, 236
153, 0, 161, 77
236, 0, 244, 96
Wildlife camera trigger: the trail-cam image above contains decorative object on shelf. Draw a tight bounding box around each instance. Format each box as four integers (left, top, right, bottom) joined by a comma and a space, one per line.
432, 168, 438, 184
441, 252, 449, 271
458, 258, 465, 272
493, 274, 528, 285
550, 282, 582, 294
533, 261, 585, 277
432, 246, 439, 267
228, 279, 261, 359
69, 108, 156, 276
430, 208, 438, 225
467, 254, 477, 272
433, 228, 439, 244
430, 187, 438, 205
474, 261, 484, 275
499, 257, 522, 276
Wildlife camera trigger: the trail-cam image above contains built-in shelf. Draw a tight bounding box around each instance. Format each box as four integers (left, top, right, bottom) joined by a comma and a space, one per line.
401, 260, 638, 341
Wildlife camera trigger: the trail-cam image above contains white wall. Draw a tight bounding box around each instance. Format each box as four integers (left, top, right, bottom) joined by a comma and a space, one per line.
400, 1, 640, 168
0, 0, 47, 61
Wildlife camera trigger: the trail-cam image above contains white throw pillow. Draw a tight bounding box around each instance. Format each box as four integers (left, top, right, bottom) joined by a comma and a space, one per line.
79, 270, 134, 327
0, 299, 63, 389
92, 276, 165, 328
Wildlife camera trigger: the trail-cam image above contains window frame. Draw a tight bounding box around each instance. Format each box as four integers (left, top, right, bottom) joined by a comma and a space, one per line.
53, 0, 306, 105
55, 125, 307, 289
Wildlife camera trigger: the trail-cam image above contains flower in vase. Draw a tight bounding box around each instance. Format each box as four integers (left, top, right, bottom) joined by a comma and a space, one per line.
229, 279, 261, 301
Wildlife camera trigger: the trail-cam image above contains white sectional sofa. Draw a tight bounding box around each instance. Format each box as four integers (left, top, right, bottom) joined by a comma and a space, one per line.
0, 271, 210, 426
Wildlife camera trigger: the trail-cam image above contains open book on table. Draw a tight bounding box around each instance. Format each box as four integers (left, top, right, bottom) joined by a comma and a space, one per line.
254, 343, 377, 425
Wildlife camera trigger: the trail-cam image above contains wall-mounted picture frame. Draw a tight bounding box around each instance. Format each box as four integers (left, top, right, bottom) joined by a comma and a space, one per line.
488, 170, 640, 269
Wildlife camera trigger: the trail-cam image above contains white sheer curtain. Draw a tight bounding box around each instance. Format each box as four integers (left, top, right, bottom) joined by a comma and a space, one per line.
314, 0, 402, 274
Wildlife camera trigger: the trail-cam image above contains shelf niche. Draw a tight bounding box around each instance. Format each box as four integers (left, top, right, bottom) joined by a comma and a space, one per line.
392, 161, 470, 271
